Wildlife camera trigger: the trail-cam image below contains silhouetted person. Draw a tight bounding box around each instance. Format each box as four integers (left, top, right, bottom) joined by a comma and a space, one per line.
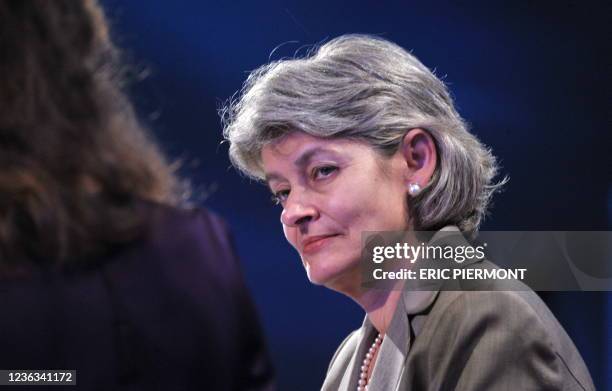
0, 1, 275, 389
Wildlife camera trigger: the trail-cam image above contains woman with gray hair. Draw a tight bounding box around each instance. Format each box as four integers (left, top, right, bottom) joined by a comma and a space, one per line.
222, 35, 593, 390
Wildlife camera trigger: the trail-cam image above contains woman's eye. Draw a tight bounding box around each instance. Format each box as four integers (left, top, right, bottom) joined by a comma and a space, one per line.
271, 190, 289, 205
312, 165, 338, 179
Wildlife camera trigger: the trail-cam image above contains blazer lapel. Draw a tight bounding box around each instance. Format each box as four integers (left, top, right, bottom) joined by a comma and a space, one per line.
366, 290, 411, 391
367, 227, 471, 390
335, 318, 375, 390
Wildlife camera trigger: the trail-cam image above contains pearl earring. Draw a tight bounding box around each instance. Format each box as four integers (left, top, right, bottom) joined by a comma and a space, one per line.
408, 183, 421, 196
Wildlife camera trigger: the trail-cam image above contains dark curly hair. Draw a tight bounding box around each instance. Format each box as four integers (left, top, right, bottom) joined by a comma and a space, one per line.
0, 0, 189, 266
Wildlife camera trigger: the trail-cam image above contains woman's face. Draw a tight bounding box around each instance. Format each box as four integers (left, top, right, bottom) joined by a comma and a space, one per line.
261, 131, 411, 292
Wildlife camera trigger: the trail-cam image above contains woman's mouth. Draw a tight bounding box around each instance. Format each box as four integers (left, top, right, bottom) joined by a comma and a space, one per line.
301, 234, 339, 254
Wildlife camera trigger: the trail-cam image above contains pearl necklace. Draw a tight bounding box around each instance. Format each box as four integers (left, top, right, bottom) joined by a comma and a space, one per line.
357, 333, 383, 391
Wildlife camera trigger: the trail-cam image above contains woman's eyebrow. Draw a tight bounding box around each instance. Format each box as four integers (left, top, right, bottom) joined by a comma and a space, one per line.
264, 172, 284, 185
294, 147, 339, 168
264, 147, 342, 186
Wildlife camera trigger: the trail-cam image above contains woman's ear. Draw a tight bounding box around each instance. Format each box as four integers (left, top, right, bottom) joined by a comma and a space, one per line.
400, 128, 437, 189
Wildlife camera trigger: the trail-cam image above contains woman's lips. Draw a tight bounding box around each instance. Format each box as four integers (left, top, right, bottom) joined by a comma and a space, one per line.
301, 234, 339, 254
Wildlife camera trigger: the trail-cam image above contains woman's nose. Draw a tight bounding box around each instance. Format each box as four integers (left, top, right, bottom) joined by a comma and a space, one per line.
280, 195, 319, 227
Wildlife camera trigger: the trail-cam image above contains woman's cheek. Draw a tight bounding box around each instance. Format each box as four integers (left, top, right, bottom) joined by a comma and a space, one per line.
329, 197, 364, 229
283, 225, 299, 250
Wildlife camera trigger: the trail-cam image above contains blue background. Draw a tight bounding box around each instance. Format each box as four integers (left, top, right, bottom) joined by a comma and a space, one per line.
101, 0, 611, 389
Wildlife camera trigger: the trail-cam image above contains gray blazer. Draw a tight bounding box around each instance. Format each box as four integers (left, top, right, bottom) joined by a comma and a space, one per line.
321, 231, 595, 390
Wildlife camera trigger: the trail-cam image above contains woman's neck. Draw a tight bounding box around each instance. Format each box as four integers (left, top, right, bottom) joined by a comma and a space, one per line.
325, 266, 404, 335
355, 288, 403, 335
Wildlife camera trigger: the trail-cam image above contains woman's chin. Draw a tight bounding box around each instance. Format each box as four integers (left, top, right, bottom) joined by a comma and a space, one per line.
304, 259, 360, 290
304, 263, 332, 286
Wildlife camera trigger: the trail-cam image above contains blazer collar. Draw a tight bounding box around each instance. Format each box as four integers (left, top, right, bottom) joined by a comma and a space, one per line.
402, 225, 483, 314
369, 226, 481, 390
